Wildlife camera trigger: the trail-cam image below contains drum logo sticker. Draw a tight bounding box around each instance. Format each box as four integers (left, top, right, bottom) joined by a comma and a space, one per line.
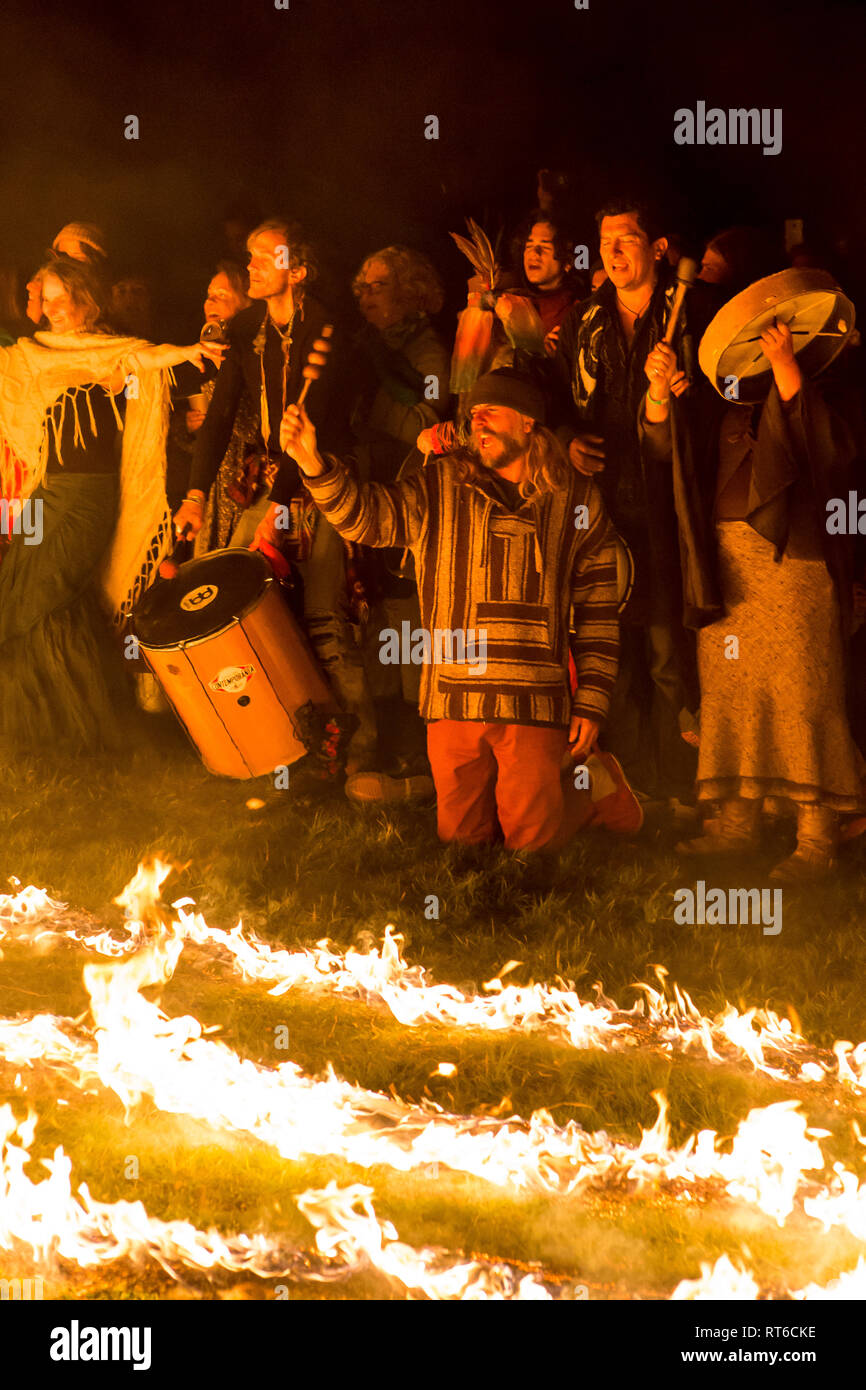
209, 664, 255, 694
181, 584, 219, 611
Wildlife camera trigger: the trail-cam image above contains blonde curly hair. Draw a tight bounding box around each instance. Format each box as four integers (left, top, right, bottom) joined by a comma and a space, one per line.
353, 245, 444, 316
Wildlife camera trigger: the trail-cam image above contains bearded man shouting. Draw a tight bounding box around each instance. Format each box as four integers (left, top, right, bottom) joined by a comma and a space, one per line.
262, 367, 640, 848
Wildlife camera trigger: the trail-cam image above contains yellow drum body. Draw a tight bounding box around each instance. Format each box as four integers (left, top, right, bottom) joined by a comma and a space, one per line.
133, 549, 332, 779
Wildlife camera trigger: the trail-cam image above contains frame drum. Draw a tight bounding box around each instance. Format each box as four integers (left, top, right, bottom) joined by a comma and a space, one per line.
698, 268, 855, 401
133, 549, 333, 779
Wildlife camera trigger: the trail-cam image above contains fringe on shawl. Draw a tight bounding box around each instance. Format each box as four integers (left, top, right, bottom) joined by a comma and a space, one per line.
0, 333, 174, 627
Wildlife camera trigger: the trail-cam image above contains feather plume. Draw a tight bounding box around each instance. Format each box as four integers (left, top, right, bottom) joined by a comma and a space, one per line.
449, 218, 501, 291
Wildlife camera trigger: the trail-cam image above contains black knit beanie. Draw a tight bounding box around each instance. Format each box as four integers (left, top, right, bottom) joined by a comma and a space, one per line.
464, 367, 546, 423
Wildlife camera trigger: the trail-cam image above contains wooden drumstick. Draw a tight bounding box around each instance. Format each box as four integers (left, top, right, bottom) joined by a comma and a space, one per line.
663, 258, 697, 344
296, 324, 334, 407
159, 524, 193, 579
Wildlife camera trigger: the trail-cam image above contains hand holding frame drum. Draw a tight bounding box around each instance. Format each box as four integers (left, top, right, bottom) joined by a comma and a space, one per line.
698, 268, 856, 401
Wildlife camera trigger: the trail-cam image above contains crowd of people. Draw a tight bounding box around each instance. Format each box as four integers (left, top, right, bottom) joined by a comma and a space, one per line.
1, 187, 864, 882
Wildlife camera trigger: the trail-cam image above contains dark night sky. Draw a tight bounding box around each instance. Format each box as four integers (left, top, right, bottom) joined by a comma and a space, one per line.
1, 0, 864, 333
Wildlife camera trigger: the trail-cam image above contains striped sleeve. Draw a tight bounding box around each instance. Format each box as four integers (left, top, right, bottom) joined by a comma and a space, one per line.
303, 454, 428, 549
569, 482, 620, 723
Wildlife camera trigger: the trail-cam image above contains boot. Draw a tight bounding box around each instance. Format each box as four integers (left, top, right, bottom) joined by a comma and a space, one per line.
306, 613, 379, 774
770, 804, 838, 882
677, 797, 760, 856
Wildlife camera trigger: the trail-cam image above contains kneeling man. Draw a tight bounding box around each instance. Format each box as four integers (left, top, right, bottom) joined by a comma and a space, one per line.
266, 368, 639, 848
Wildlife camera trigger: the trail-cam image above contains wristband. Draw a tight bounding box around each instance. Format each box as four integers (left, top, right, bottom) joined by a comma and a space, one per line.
184, 493, 205, 504
647, 390, 670, 406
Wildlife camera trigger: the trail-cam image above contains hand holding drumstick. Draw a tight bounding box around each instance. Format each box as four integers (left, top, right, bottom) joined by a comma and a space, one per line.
280, 403, 325, 477
279, 325, 334, 474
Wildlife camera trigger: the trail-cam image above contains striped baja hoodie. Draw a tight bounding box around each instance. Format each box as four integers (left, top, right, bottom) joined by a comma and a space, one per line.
304, 453, 620, 728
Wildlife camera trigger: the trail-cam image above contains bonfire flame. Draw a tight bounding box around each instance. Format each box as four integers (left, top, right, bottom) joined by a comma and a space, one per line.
8, 861, 866, 1091
3, 858, 866, 1301
0, 1104, 560, 1299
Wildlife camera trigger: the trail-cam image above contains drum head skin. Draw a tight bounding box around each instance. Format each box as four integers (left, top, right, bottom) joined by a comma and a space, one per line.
698, 269, 856, 401
134, 548, 272, 649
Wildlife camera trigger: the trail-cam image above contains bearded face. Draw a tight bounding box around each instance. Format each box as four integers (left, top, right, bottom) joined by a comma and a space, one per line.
468, 404, 533, 470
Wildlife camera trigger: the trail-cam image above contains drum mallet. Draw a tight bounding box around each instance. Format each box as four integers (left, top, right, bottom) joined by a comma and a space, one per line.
663, 257, 698, 344
296, 324, 334, 407
159, 523, 194, 580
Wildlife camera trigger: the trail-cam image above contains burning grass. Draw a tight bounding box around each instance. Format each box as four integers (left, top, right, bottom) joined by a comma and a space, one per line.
4, 715, 866, 1052
3, 1042, 865, 1302
4, 718, 866, 1298
2, 912, 866, 1299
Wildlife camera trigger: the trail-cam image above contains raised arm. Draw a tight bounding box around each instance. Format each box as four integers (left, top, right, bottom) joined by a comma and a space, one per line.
254, 403, 429, 551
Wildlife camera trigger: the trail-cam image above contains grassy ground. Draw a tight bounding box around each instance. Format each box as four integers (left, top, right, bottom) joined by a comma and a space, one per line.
3, 712, 866, 1298
4, 711, 866, 1045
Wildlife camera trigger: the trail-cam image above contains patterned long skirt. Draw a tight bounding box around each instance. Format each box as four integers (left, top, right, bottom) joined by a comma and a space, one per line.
696, 521, 864, 812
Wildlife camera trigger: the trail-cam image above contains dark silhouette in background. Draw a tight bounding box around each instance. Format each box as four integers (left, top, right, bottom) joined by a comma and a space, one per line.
0, 0, 863, 340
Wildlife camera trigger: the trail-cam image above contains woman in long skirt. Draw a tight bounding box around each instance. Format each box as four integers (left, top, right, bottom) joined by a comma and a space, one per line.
643, 320, 864, 881
0, 257, 218, 753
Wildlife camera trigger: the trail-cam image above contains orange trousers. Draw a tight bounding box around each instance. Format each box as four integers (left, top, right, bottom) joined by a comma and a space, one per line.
426, 719, 593, 850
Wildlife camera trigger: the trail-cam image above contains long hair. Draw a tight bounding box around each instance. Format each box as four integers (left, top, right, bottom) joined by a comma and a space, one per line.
215, 257, 250, 298
353, 245, 444, 316
452, 421, 572, 500
247, 218, 318, 285
0, 265, 25, 327
36, 255, 113, 332
510, 210, 576, 284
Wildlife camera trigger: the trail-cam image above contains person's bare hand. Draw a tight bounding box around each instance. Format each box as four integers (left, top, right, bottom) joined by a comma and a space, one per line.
173, 495, 205, 537
644, 341, 679, 397
568, 715, 599, 759
187, 342, 227, 372
568, 433, 605, 475
280, 403, 323, 474
185, 409, 206, 433
543, 325, 561, 357
670, 371, 689, 398
760, 319, 796, 367
252, 503, 282, 550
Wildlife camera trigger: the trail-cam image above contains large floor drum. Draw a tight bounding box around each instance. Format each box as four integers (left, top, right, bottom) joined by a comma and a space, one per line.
133, 549, 333, 778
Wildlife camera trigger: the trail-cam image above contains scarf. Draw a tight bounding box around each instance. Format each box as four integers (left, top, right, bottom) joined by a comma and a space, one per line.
0, 331, 173, 626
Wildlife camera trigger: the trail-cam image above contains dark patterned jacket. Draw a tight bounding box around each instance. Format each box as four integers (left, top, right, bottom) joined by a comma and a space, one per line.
189, 297, 350, 509
550, 268, 720, 627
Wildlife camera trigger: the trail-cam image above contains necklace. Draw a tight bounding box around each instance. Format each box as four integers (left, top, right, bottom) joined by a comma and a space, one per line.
616, 291, 652, 320
269, 308, 297, 421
